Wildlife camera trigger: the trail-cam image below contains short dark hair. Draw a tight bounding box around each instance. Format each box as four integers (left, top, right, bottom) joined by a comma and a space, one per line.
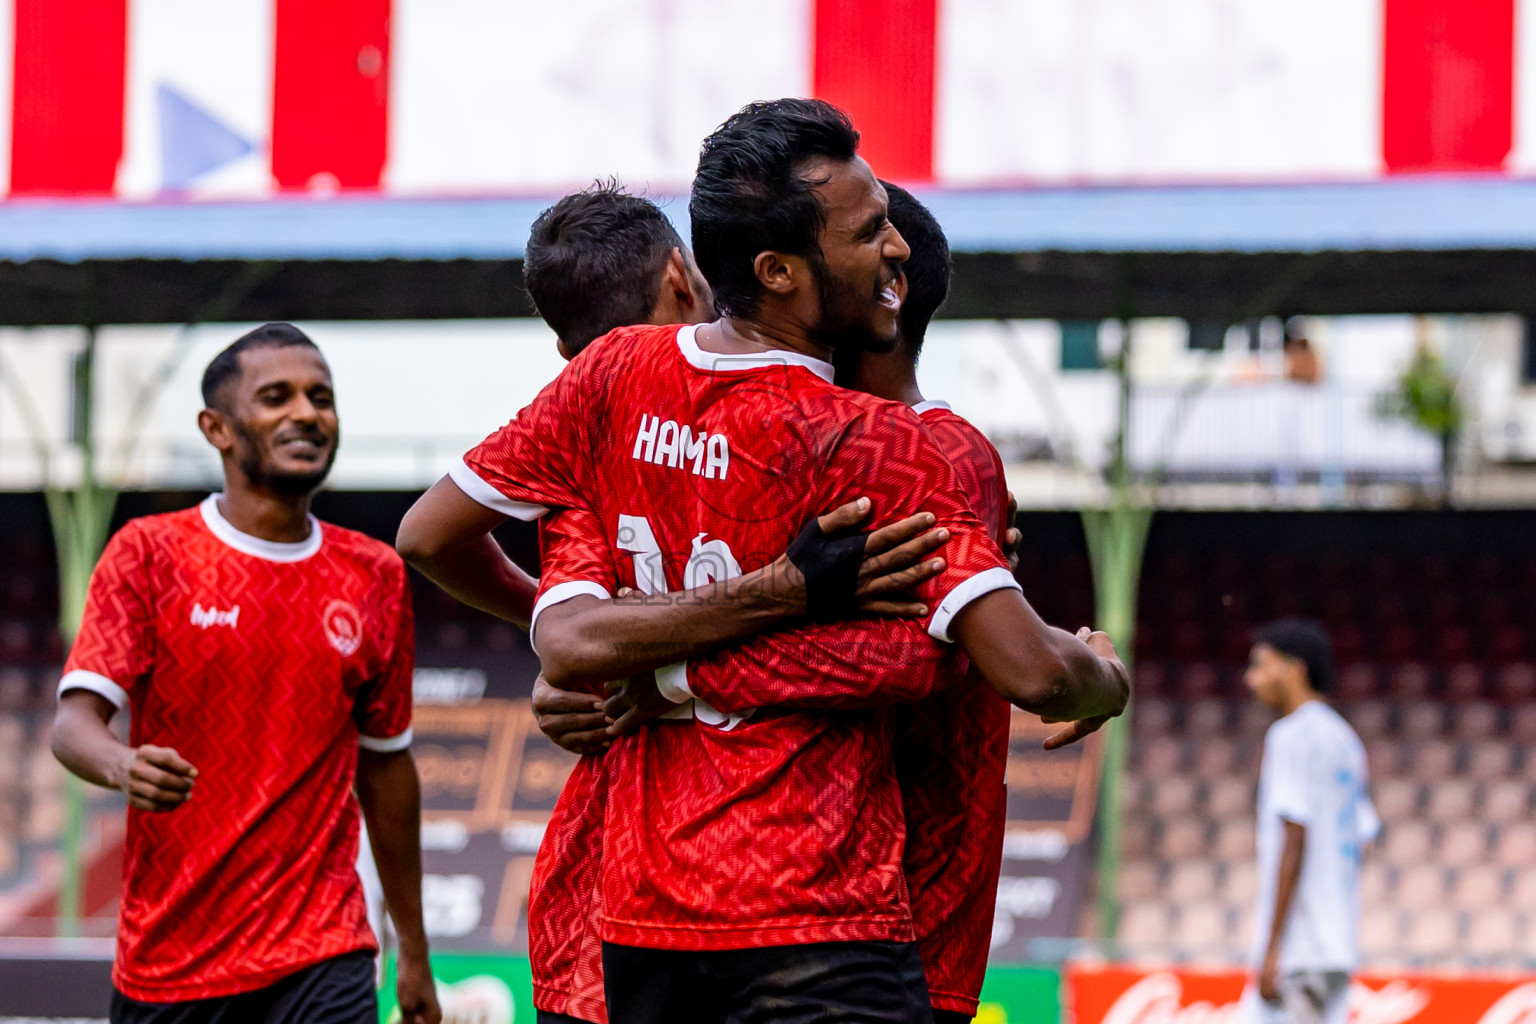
200, 322, 319, 411
524, 183, 684, 355
1253, 618, 1334, 693
881, 182, 951, 353
690, 98, 861, 319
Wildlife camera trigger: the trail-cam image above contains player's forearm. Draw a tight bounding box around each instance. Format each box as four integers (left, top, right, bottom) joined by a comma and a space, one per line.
1267, 820, 1307, 958
953, 592, 1128, 720
536, 563, 805, 689
403, 534, 537, 630
398, 474, 535, 628
356, 749, 431, 960
51, 698, 133, 790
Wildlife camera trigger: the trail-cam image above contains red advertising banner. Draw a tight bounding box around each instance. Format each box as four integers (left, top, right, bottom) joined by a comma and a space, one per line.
1069, 964, 1536, 1024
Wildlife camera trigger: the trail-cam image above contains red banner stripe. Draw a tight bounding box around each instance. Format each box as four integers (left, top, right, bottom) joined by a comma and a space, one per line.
812, 0, 937, 183
1382, 0, 1515, 173
8, 0, 128, 196
272, 0, 391, 192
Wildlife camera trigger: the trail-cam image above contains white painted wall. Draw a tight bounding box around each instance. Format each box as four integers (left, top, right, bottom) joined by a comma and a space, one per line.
0, 315, 1519, 493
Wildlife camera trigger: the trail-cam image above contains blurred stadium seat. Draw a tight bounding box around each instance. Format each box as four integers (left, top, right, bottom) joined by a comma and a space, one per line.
1116, 539, 1536, 968
5, 505, 1532, 971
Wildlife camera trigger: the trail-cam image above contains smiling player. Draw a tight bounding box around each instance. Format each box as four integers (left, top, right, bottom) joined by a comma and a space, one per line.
51, 324, 439, 1024
401, 99, 1128, 1023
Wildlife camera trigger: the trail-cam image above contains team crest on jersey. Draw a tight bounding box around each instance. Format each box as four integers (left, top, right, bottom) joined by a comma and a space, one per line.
322, 600, 363, 656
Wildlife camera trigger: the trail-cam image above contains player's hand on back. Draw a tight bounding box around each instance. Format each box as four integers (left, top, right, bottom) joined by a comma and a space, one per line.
1041, 628, 1132, 751
532, 675, 611, 755
602, 672, 674, 737
113, 745, 198, 812
849, 508, 951, 616
776, 496, 949, 620
1002, 490, 1022, 573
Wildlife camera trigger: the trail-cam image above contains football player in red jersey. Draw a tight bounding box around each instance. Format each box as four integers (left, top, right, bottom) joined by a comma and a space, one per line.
425, 184, 950, 1024
833, 183, 1012, 1024
522, 184, 712, 1024
523, 182, 1023, 1024
50, 324, 441, 1024
400, 99, 1128, 1023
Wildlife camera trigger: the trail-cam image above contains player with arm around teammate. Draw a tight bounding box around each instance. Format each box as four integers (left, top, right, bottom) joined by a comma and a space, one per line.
407, 184, 951, 1024
402, 99, 1128, 1023
51, 325, 440, 1024
832, 182, 1019, 1024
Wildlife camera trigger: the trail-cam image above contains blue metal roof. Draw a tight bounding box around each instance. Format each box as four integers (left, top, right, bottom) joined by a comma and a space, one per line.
5, 177, 1536, 261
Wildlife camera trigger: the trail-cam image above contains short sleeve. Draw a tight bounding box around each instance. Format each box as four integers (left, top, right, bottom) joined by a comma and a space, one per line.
455, 340, 604, 518
1266, 727, 1316, 826
1356, 794, 1382, 844
528, 508, 619, 657
59, 523, 156, 711
356, 558, 415, 752
820, 406, 1018, 643
922, 412, 1010, 544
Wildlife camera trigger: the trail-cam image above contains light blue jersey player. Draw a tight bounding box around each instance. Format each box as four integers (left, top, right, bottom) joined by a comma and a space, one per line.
1242, 620, 1380, 1024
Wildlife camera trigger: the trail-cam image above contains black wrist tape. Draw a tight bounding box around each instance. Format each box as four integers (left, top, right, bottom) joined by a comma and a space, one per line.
785, 515, 869, 622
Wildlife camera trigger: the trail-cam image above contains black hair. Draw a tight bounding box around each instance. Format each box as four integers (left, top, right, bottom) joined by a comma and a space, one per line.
524, 183, 684, 356
881, 181, 951, 353
200, 322, 319, 411
1252, 618, 1334, 694
690, 98, 861, 319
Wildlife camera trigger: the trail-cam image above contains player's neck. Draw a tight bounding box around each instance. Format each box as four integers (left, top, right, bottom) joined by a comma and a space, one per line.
705, 316, 834, 365
848, 352, 924, 406
1278, 689, 1322, 717
215, 479, 315, 544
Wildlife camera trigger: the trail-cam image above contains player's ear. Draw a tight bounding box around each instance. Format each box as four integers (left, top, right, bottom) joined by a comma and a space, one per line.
654, 248, 695, 320
753, 249, 799, 297
197, 407, 236, 454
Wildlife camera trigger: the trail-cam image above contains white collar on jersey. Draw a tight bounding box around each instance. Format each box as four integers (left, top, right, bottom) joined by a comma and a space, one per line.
911, 399, 953, 414
199, 494, 323, 563
674, 324, 836, 383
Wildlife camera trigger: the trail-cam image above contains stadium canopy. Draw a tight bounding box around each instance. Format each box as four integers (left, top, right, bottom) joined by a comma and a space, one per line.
7, 178, 1536, 325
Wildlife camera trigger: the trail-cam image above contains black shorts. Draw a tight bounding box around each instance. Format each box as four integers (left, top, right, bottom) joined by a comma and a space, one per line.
931, 1012, 972, 1024
538, 1013, 601, 1024
109, 950, 376, 1024
601, 939, 933, 1024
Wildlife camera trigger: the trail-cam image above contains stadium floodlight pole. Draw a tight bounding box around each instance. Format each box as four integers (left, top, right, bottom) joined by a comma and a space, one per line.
1082, 430, 1151, 958
0, 327, 106, 937
1083, 278, 1154, 961
990, 306, 1150, 958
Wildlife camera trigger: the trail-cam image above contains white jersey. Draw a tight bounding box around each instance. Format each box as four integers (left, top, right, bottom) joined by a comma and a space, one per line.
1250, 701, 1380, 972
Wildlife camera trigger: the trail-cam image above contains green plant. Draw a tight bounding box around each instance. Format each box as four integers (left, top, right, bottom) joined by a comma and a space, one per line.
1375, 345, 1461, 437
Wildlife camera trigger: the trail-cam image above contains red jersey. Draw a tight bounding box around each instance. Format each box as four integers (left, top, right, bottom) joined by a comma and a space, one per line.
526, 510, 615, 1024
656, 401, 1012, 1013
59, 497, 414, 1002
900, 400, 1013, 1017
457, 323, 1018, 951
529, 752, 609, 1023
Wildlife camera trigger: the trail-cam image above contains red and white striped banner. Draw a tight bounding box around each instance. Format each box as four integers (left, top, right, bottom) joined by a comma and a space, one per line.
1, 0, 1533, 200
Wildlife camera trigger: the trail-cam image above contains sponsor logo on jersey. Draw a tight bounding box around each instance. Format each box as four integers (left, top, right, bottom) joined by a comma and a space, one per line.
632, 413, 730, 479
190, 603, 239, 629
323, 599, 363, 656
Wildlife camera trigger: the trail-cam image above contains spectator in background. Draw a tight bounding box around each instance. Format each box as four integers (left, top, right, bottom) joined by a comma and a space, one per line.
1282, 324, 1321, 384
1241, 619, 1379, 1024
